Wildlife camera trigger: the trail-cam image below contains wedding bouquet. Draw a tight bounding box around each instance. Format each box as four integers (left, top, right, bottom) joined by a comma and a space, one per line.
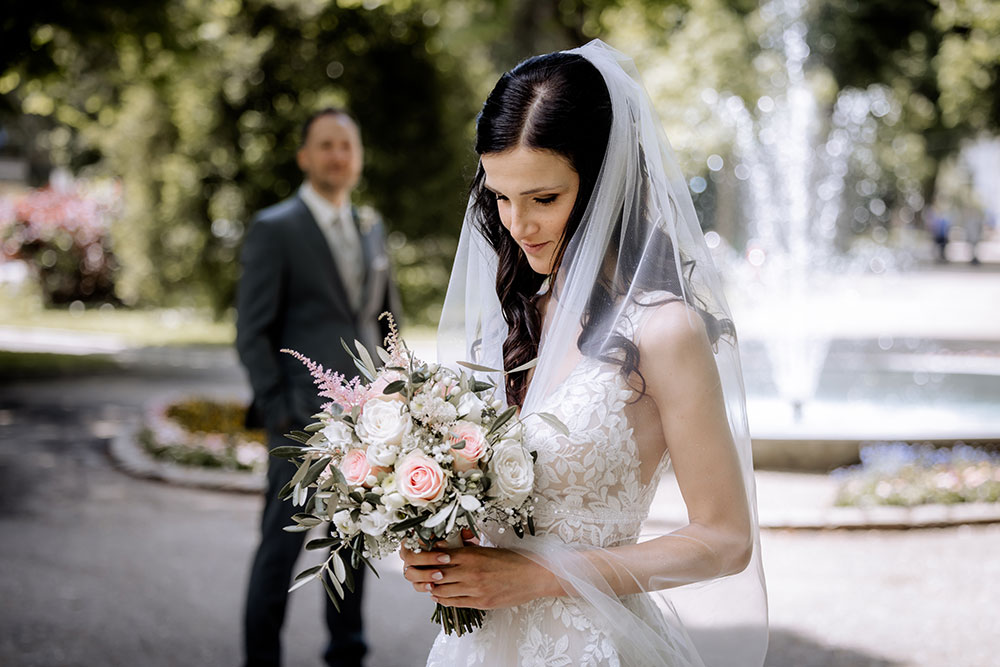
275, 315, 558, 636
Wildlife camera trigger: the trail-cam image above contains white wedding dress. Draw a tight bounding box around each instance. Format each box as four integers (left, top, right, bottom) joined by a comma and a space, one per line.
427, 306, 702, 667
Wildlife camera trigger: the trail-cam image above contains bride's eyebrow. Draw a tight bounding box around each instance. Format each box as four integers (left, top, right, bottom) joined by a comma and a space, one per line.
484, 182, 567, 196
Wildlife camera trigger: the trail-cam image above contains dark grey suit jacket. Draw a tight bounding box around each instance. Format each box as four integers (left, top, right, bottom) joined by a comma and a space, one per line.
236, 194, 400, 433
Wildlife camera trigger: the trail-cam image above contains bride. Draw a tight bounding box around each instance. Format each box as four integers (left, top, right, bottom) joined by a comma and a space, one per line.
403, 40, 768, 666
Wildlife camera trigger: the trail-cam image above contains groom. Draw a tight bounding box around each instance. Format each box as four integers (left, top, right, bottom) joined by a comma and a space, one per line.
237, 108, 400, 667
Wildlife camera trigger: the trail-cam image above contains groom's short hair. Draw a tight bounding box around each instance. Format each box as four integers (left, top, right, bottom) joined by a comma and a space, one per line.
300, 107, 358, 147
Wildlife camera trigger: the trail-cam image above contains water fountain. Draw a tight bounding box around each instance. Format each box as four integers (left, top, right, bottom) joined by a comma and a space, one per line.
705, 0, 1000, 468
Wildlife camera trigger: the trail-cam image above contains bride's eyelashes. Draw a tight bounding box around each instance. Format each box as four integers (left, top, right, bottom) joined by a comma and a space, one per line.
492, 192, 559, 205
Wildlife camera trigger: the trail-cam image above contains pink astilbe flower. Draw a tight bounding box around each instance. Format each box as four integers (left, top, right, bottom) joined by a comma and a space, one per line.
379, 312, 411, 367
281, 349, 369, 410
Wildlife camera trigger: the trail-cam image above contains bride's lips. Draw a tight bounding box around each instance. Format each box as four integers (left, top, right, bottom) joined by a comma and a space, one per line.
521, 241, 550, 256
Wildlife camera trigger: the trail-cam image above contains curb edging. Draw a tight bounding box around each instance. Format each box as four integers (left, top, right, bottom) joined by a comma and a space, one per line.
109, 420, 265, 494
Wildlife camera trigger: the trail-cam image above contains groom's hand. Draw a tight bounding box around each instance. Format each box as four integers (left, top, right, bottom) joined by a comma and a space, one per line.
399, 544, 561, 609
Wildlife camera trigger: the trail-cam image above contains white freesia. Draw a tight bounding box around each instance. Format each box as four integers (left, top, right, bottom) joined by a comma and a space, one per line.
356, 396, 411, 446
366, 440, 399, 467
321, 420, 354, 449
359, 507, 392, 536
456, 392, 486, 423
488, 438, 534, 506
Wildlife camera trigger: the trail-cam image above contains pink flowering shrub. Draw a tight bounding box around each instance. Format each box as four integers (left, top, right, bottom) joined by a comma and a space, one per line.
0, 183, 121, 304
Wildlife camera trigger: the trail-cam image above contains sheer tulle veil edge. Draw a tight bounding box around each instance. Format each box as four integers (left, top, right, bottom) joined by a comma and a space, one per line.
436, 39, 768, 667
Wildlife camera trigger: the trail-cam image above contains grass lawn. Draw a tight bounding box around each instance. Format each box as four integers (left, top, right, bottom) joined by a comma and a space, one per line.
0, 350, 120, 380
1, 290, 235, 347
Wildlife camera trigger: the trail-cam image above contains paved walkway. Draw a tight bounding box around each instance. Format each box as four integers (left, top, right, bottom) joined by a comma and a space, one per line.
2, 364, 999, 666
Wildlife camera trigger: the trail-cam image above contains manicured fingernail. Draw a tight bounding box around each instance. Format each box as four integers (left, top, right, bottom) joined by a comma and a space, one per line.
425, 584, 432, 591
431, 597, 439, 603
437, 554, 451, 564
431, 571, 443, 581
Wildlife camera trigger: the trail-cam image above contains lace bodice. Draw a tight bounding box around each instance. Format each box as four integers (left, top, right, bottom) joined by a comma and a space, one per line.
526, 356, 669, 548
427, 305, 698, 667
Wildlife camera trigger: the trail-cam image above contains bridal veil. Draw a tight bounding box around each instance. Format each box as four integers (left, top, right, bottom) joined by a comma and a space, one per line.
437, 39, 768, 666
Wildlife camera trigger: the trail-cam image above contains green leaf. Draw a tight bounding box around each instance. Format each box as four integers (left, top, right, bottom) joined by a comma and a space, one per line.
471, 380, 494, 393
535, 411, 570, 437
328, 465, 347, 487
343, 558, 356, 593
306, 537, 340, 551
332, 551, 347, 583
294, 564, 323, 581
527, 514, 535, 536
424, 502, 454, 528
292, 513, 322, 527
486, 406, 517, 437
390, 515, 426, 532
456, 360, 500, 373
506, 357, 538, 374
353, 358, 375, 382
288, 574, 316, 593
282, 524, 311, 533
376, 346, 392, 365
269, 445, 304, 459
289, 458, 311, 488
321, 573, 343, 612
302, 457, 332, 487
355, 339, 378, 377
383, 380, 406, 394
364, 492, 382, 505
340, 338, 360, 363
304, 421, 325, 433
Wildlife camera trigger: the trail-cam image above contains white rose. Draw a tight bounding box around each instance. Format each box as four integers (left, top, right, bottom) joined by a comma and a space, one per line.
321, 420, 354, 448
456, 392, 486, 424
488, 439, 534, 506
359, 508, 392, 536
333, 509, 359, 537
356, 397, 411, 447
366, 440, 399, 468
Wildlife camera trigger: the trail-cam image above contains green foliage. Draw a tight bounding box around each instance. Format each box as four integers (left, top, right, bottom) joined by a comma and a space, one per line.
3, 0, 474, 315
0, 350, 118, 380
809, 0, 1000, 202
388, 232, 456, 326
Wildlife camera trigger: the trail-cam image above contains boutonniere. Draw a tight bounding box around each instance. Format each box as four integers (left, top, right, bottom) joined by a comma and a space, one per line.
357, 205, 380, 235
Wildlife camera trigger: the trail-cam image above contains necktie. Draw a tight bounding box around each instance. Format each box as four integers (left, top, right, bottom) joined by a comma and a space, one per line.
328, 210, 364, 311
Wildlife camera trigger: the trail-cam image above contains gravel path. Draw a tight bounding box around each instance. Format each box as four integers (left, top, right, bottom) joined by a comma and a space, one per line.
1, 352, 997, 666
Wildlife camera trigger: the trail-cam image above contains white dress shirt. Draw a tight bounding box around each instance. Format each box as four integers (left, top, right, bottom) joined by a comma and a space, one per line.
299, 182, 364, 311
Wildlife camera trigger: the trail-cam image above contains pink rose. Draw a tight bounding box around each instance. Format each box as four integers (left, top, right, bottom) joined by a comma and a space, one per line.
366, 371, 407, 403
449, 421, 487, 472
341, 448, 374, 487
395, 451, 446, 506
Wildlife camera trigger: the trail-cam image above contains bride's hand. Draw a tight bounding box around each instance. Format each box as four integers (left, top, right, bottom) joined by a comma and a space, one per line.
400, 542, 559, 609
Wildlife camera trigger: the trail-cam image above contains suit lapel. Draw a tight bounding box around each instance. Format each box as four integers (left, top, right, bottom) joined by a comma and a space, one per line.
293, 196, 354, 321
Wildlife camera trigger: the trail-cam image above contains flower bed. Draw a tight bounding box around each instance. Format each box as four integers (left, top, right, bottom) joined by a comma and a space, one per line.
834, 442, 1000, 507
141, 397, 268, 473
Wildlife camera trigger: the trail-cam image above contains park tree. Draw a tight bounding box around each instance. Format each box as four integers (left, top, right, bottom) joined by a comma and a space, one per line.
2, 0, 474, 316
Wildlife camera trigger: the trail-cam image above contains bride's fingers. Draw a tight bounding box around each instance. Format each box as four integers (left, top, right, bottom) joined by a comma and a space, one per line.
403, 565, 448, 585
401, 547, 455, 568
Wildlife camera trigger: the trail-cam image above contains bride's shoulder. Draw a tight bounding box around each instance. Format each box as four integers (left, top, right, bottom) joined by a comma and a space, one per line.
632, 293, 712, 359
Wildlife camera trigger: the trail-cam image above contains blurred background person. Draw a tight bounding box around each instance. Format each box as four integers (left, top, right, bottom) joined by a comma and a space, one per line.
236, 107, 400, 667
